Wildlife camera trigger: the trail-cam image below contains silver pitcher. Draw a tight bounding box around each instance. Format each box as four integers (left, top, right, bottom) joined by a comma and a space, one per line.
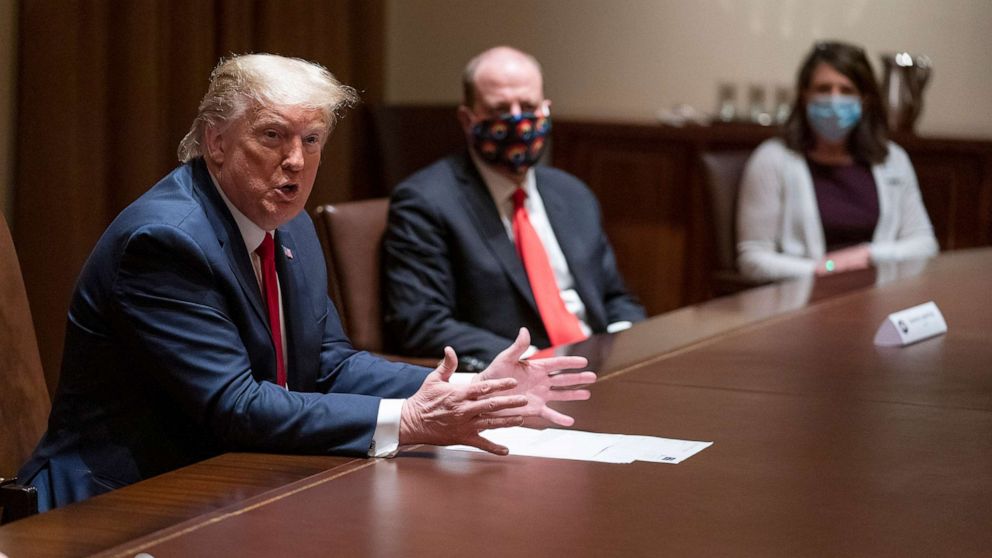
880, 52, 932, 135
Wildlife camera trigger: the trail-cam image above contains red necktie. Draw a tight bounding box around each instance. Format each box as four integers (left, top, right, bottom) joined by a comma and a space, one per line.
256, 233, 287, 387
512, 188, 586, 346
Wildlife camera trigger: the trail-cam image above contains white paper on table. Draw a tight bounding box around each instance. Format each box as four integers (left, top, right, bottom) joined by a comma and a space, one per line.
604, 435, 714, 464
445, 427, 712, 464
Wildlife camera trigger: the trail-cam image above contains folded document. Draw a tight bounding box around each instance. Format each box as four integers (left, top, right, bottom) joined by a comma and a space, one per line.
445, 427, 712, 464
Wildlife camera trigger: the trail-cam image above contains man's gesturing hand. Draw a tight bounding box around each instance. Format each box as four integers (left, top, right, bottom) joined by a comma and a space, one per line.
399, 347, 527, 455
476, 328, 595, 427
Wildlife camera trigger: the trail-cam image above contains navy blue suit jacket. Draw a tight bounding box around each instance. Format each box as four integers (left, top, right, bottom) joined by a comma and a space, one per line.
383, 152, 645, 368
19, 159, 430, 510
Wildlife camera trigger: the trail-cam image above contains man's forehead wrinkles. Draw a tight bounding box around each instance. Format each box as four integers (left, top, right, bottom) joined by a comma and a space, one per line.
247, 108, 328, 131
244, 107, 283, 128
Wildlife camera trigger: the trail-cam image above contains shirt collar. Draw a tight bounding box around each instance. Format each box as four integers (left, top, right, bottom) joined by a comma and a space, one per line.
208, 170, 270, 253
469, 149, 537, 208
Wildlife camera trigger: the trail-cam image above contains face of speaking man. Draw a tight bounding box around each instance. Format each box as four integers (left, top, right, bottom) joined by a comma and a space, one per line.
205, 103, 330, 231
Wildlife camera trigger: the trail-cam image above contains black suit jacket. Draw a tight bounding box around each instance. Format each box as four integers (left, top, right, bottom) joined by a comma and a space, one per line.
19, 159, 429, 511
383, 152, 645, 368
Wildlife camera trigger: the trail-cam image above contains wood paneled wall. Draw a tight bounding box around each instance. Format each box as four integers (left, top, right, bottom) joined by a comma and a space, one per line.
14, 0, 384, 395
552, 120, 992, 316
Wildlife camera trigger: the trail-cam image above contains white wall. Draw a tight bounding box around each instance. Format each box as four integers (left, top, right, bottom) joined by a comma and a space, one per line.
385, 0, 992, 139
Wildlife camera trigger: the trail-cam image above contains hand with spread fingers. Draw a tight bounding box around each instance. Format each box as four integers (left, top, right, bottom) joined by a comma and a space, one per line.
399, 347, 528, 455
476, 328, 596, 427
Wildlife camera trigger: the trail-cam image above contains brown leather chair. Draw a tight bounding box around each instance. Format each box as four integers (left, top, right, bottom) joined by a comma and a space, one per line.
314, 200, 436, 366
0, 211, 48, 523
699, 150, 766, 296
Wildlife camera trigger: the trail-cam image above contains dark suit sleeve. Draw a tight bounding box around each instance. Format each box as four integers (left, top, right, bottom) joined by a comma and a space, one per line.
543, 170, 646, 329
113, 224, 426, 456
591, 198, 647, 325
383, 182, 513, 367
315, 294, 430, 398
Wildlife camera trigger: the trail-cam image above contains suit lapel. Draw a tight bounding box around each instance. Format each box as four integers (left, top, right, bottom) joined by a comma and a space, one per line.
190, 160, 269, 329
274, 227, 318, 392
274, 229, 305, 390
454, 155, 537, 313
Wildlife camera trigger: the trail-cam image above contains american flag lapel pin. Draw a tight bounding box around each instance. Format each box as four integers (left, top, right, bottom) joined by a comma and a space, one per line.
283, 246, 294, 260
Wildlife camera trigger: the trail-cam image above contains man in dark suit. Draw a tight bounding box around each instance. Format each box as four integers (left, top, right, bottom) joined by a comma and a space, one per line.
16, 54, 594, 512
384, 46, 645, 370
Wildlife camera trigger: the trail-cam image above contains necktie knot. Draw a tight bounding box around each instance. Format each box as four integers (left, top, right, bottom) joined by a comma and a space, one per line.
257, 233, 275, 261
512, 187, 527, 210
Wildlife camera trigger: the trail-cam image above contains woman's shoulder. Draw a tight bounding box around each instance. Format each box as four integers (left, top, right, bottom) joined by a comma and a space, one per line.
884, 140, 909, 159
878, 140, 913, 170
748, 137, 803, 166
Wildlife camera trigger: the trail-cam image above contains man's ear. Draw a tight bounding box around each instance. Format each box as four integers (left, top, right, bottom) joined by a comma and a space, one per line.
457, 105, 475, 137
203, 125, 225, 166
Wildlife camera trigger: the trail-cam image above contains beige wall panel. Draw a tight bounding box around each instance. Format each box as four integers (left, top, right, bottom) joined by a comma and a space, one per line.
385, 0, 992, 138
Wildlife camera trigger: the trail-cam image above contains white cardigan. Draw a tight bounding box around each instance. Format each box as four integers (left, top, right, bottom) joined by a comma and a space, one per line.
736, 138, 939, 282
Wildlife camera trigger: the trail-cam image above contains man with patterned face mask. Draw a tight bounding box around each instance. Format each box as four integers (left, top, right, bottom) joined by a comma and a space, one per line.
383, 46, 645, 371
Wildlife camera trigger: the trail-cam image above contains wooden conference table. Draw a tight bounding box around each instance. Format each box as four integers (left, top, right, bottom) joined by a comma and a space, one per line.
2, 249, 990, 557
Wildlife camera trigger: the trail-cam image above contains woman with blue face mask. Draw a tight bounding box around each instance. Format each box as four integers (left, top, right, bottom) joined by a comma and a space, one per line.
735, 41, 938, 282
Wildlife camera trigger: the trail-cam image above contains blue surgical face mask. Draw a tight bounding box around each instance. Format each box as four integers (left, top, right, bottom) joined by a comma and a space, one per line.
806, 94, 862, 142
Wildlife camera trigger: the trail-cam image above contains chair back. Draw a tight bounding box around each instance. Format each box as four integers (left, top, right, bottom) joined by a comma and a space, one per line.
314, 199, 390, 353
700, 150, 751, 272
699, 150, 759, 295
0, 211, 50, 478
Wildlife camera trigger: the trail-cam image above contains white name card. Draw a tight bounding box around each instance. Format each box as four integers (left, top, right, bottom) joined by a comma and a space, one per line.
873, 301, 947, 347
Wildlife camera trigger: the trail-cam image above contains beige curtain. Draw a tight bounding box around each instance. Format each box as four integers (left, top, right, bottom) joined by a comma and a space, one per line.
14, 0, 385, 394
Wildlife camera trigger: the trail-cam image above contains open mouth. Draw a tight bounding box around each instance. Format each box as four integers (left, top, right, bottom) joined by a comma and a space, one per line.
277, 183, 299, 196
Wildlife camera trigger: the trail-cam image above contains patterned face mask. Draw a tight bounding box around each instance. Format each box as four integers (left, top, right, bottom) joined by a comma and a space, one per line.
806, 94, 862, 142
471, 109, 551, 173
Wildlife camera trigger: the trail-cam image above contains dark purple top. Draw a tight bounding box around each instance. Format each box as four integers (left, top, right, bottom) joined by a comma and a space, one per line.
807, 158, 879, 251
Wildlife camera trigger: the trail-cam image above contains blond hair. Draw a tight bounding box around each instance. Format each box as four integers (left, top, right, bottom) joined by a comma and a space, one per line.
178, 53, 359, 162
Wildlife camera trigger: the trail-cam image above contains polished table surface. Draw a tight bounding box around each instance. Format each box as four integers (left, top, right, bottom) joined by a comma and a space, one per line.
2, 249, 990, 557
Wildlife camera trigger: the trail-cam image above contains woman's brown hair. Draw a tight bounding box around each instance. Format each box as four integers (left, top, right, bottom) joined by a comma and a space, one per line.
782, 41, 889, 164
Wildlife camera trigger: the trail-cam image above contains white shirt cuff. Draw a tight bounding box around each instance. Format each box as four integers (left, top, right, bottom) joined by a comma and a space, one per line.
606, 321, 633, 333
370, 398, 405, 457
371, 373, 475, 457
